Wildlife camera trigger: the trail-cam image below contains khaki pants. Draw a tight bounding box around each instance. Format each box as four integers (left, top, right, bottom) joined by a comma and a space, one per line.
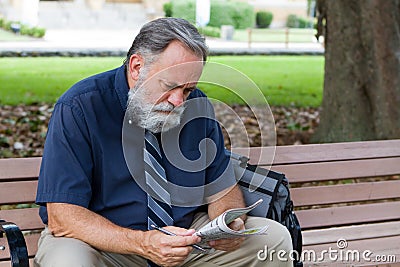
34, 212, 293, 267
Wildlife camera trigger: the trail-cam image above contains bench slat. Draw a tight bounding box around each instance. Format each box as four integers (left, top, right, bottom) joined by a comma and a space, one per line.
303, 235, 400, 266
0, 208, 44, 231
302, 221, 400, 246
272, 157, 400, 183
297, 201, 400, 229
358, 263, 400, 267
0, 233, 40, 261
233, 139, 400, 165
292, 180, 400, 206
0, 181, 38, 205
0, 259, 34, 267
0, 158, 41, 181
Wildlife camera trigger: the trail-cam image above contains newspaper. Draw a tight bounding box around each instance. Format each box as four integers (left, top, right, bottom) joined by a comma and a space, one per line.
195, 199, 268, 245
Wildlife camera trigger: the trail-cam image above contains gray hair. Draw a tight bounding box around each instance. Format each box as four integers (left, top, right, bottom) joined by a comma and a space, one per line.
124, 18, 208, 67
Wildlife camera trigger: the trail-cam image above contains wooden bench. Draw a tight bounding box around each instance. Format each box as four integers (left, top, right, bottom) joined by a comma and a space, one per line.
1, 140, 400, 266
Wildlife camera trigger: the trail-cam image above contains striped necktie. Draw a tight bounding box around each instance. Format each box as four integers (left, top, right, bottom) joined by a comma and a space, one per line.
144, 131, 174, 230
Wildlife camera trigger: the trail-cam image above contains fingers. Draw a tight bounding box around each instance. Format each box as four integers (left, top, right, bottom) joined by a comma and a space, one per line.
162, 233, 201, 248
208, 218, 246, 251
209, 236, 245, 251
229, 218, 245, 231
160, 227, 201, 250
164, 226, 196, 236
148, 245, 192, 267
143, 228, 200, 267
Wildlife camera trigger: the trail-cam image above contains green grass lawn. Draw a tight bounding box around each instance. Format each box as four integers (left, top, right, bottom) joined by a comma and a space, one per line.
0, 56, 324, 107
0, 57, 125, 105
204, 56, 323, 107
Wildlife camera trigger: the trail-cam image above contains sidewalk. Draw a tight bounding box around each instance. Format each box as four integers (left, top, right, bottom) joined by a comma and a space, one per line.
0, 29, 324, 56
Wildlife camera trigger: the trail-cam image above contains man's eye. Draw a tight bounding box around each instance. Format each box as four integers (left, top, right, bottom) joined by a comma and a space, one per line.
168, 84, 179, 90
185, 88, 195, 94
162, 83, 174, 90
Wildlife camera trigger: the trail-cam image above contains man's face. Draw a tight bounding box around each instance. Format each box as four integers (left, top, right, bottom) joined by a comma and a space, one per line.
127, 41, 204, 133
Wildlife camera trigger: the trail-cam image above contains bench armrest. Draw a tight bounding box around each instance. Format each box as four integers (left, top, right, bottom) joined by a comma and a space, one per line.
0, 220, 29, 267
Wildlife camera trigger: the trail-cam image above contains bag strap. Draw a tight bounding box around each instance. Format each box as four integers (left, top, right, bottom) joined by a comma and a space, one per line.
226, 150, 249, 168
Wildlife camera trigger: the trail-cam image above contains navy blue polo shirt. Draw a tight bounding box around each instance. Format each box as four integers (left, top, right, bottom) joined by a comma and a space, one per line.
36, 65, 235, 231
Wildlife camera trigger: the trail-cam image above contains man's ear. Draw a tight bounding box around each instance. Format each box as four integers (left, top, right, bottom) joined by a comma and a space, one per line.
128, 54, 143, 81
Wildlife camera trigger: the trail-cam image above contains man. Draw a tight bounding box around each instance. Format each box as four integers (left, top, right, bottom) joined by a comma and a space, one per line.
35, 18, 292, 267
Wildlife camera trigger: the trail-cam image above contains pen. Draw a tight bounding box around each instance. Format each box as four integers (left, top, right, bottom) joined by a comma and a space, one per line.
150, 224, 208, 253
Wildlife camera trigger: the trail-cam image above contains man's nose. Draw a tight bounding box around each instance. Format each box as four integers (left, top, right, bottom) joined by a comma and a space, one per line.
167, 89, 184, 107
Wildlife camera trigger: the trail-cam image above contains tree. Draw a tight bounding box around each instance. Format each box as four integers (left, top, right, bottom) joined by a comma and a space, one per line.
313, 0, 400, 142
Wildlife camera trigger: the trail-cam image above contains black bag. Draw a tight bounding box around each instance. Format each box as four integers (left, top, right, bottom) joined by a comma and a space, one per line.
228, 151, 303, 267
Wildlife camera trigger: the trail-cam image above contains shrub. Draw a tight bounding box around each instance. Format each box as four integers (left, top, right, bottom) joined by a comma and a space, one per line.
256, 11, 273, 28
198, 26, 220, 38
0, 18, 46, 38
170, 0, 254, 29
171, 0, 196, 24
32, 27, 46, 38
286, 14, 313, 28
298, 17, 312, 28
231, 1, 254, 29
163, 2, 173, 17
208, 1, 254, 29
20, 24, 33, 35
208, 1, 234, 28
3, 20, 13, 31
286, 14, 299, 28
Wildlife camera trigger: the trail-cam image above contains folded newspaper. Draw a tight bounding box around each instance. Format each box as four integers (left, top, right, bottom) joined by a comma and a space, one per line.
195, 199, 268, 245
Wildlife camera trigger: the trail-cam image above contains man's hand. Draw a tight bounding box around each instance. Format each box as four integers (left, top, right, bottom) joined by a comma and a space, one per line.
141, 226, 201, 267
207, 184, 247, 252
208, 218, 246, 251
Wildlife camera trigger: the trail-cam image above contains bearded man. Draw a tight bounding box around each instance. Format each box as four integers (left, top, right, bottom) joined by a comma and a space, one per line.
35, 18, 292, 267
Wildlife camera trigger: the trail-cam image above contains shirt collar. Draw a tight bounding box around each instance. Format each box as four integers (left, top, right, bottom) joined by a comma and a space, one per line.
114, 65, 130, 111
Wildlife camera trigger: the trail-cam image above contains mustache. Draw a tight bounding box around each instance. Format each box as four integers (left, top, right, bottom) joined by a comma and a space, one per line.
152, 103, 185, 114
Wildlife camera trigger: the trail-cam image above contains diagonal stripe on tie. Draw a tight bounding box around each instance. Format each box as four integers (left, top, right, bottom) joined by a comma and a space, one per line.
148, 196, 173, 226
145, 171, 171, 206
144, 152, 167, 179
145, 132, 161, 155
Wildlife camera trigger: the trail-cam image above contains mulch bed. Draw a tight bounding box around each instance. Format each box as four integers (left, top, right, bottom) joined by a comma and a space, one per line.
0, 103, 320, 158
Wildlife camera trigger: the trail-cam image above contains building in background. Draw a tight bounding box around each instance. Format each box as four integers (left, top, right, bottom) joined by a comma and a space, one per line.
0, 0, 149, 29
0, 0, 309, 29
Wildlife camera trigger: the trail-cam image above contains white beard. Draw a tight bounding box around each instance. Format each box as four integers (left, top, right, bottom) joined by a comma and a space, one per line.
126, 75, 185, 133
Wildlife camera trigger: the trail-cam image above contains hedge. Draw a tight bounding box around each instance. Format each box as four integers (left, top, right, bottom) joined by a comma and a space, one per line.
256, 11, 273, 28
0, 17, 46, 38
286, 14, 313, 28
208, 1, 254, 29
198, 26, 221, 38
169, 0, 254, 29
171, 0, 196, 24
163, 2, 173, 17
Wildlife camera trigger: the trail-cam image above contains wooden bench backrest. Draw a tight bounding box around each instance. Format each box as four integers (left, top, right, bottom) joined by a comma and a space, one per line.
0, 157, 42, 264
234, 139, 400, 229
1, 140, 400, 263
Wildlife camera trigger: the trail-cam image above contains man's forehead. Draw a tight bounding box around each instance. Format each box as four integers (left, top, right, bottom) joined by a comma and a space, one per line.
160, 77, 198, 88
149, 41, 204, 76
155, 62, 203, 84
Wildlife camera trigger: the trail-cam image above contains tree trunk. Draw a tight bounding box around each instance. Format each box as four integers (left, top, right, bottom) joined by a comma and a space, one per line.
313, 0, 400, 142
